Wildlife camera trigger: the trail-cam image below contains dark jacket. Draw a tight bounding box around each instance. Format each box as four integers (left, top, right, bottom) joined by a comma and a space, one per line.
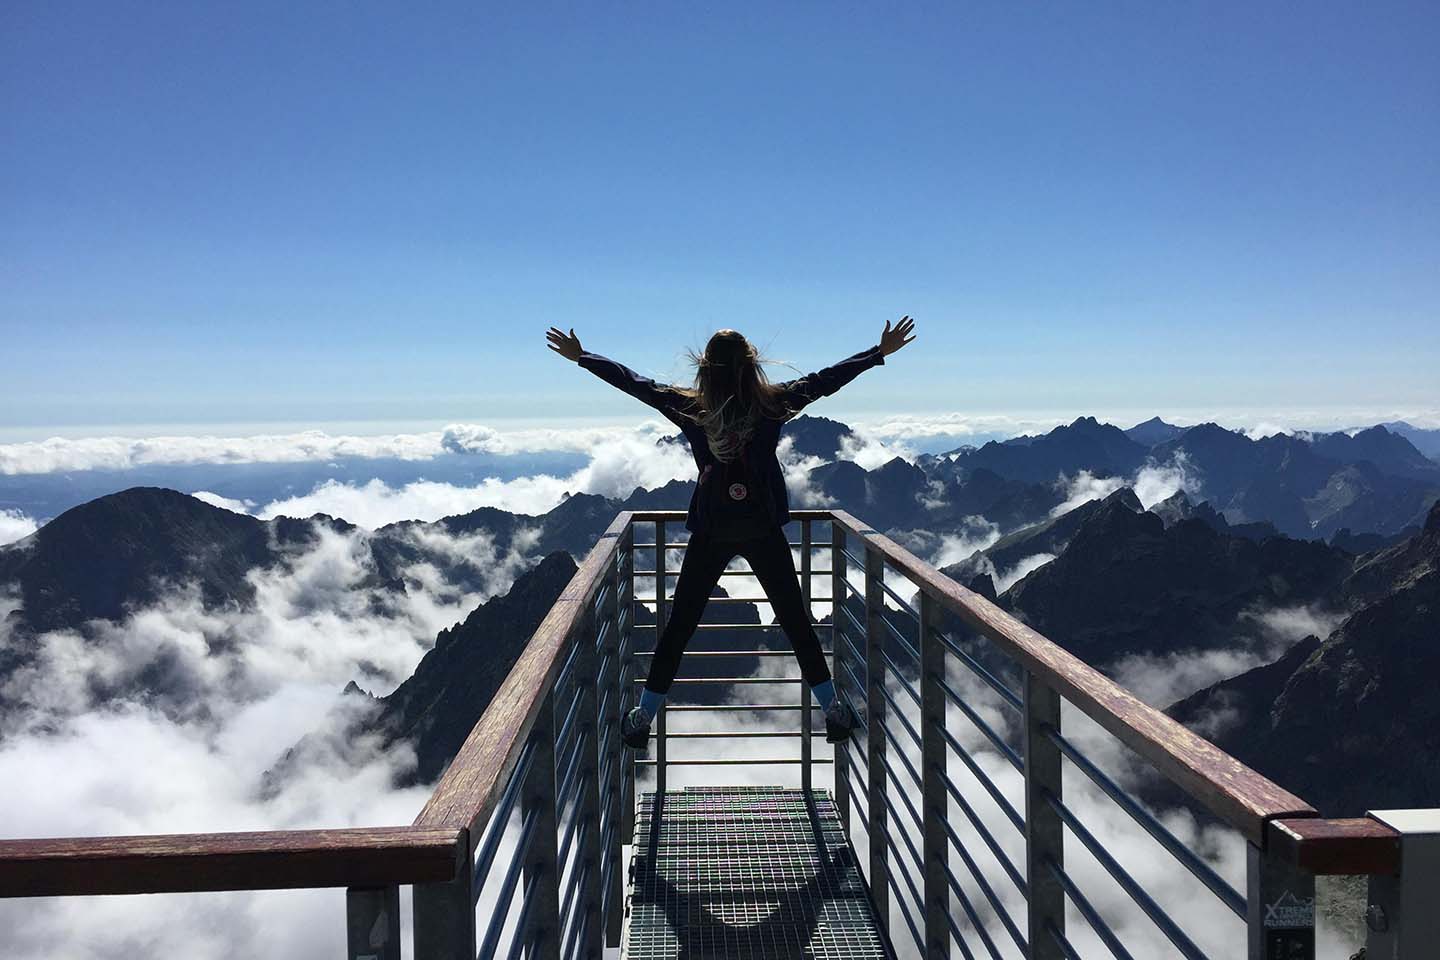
577, 344, 886, 535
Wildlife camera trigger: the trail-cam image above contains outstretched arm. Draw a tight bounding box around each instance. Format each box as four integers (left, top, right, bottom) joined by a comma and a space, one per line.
547, 326, 686, 421
779, 315, 916, 414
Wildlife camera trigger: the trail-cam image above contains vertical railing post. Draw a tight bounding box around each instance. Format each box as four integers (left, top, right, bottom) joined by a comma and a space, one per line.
653, 519, 668, 797
863, 542, 890, 930
918, 592, 949, 957
347, 885, 401, 960
1247, 839, 1316, 959
574, 599, 605, 959
619, 522, 637, 848
800, 518, 813, 795
831, 520, 849, 829
607, 524, 632, 946
1023, 671, 1065, 960
521, 686, 562, 960
413, 835, 474, 960
1363, 809, 1439, 960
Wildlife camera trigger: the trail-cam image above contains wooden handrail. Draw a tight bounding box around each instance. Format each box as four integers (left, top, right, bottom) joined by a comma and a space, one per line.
1269, 818, 1402, 876
0, 826, 464, 897
412, 512, 632, 853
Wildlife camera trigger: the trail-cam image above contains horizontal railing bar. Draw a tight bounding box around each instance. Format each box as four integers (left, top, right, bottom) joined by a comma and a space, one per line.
498, 868, 542, 960
876, 607, 922, 664
475, 804, 541, 960
942, 817, 1026, 956
1047, 919, 1084, 960
660, 730, 828, 739
633, 758, 833, 766
555, 807, 590, 890
938, 766, 1028, 897
0, 826, 466, 898
879, 645, 922, 707
1048, 726, 1244, 918
628, 509, 834, 521
631, 540, 824, 549
552, 683, 587, 761
942, 857, 1007, 960
627, 621, 836, 631
632, 569, 836, 578
941, 730, 1025, 833
660, 703, 825, 711
936, 630, 1024, 712
630, 649, 834, 658
885, 861, 927, 958
1044, 788, 1212, 960
472, 739, 537, 890
937, 672, 1024, 772
828, 508, 1318, 842
877, 685, 924, 762
876, 572, 921, 621
559, 856, 593, 959
946, 910, 981, 960
631, 676, 804, 684
1048, 854, 1137, 960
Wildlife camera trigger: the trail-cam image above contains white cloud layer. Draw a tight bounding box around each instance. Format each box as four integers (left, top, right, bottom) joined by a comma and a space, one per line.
0, 520, 542, 960
0, 509, 41, 546
1050, 453, 1200, 518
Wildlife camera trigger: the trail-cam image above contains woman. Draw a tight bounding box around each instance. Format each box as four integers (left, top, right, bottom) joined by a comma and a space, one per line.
546, 317, 916, 749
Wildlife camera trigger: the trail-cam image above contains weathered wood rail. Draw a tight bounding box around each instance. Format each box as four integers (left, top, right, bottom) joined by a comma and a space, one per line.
0, 508, 1430, 959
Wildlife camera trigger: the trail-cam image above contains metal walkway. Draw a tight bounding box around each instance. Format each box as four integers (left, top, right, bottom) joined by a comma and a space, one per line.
621, 786, 891, 959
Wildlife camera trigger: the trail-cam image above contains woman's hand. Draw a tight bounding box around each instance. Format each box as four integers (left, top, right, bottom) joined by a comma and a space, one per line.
879, 315, 916, 356
546, 326, 584, 362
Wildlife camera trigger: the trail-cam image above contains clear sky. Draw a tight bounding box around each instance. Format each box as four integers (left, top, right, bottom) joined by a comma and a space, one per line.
2, 2, 1436, 431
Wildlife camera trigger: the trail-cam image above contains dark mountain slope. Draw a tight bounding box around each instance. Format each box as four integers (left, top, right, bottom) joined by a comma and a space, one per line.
0, 487, 281, 636
373, 551, 578, 784
1125, 417, 1187, 447
1000, 496, 1353, 667
950, 417, 1149, 484
1168, 503, 1440, 815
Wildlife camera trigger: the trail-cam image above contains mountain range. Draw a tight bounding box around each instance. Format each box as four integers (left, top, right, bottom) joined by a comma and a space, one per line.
2, 412, 1437, 817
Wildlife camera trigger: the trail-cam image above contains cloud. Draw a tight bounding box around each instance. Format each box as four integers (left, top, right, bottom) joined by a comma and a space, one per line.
0, 519, 545, 960
1050, 453, 1200, 518
0, 509, 41, 546
929, 516, 1003, 569
0, 420, 678, 475
199, 428, 700, 528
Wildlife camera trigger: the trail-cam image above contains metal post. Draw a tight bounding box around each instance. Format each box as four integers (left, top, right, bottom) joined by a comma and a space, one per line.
831, 521, 849, 829
863, 543, 890, 929
521, 686, 562, 960
1363, 809, 1440, 960
620, 522, 637, 848
347, 885, 400, 960
574, 602, 605, 959
607, 526, 632, 945
1247, 839, 1315, 959
412, 834, 474, 960
1023, 671, 1065, 960
654, 519, 667, 798
800, 518, 814, 795
918, 592, 950, 957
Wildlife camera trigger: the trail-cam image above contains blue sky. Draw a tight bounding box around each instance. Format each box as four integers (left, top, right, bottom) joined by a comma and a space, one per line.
2, 2, 1436, 432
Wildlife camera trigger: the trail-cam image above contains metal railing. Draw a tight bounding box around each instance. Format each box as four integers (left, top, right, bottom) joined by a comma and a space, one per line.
0, 507, 1432, 960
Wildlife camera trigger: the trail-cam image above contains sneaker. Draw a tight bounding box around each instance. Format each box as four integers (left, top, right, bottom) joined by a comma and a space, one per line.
824, 698, 864, 744
620, 705, 653, 749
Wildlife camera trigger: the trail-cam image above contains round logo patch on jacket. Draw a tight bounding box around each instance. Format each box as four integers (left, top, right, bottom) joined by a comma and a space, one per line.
727, 482, 748, 501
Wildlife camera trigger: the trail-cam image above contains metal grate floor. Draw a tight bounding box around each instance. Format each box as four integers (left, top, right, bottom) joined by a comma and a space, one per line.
622, 786, 891, 959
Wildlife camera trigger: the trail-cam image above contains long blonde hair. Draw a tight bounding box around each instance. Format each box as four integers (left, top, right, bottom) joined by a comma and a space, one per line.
671, 329, 794, 462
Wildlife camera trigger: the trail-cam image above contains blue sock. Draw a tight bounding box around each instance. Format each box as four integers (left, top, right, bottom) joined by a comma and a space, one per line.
638, 687, 666, 721
812, 680, 836, 711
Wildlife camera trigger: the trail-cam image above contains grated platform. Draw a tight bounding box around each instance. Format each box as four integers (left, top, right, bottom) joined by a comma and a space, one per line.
622, 786, 891, 959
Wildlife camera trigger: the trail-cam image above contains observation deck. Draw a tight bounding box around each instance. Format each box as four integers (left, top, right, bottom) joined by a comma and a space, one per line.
0, 509, 1435, 959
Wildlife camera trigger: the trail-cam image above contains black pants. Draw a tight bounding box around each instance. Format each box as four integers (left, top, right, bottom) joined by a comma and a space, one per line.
643, 524, 833, 695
